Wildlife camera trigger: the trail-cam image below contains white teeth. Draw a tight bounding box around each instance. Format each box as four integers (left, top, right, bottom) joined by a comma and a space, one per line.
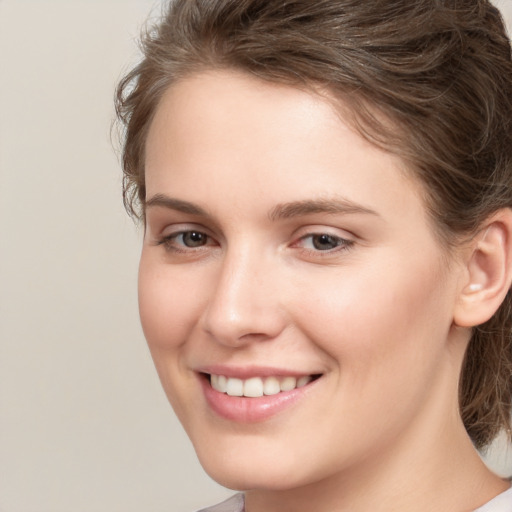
297, 376, 312, 388
280, 376, 297, 391
263, 376, 280, 395
244, 377, 264, 397
217, 375, 227, 393
211, 374, 220, 391
210, 374, 229, 392
226, 377, 244, 396
210, 374, 314, 397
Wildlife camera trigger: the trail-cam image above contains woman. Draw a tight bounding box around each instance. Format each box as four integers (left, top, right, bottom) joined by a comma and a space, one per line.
115, 1, 512, 510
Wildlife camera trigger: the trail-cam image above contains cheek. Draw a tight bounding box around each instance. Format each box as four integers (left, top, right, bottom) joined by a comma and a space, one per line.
138, 253, 204, 420
283, 256, 456, 456
138, 253, 202, 350
293, 251, 454, 386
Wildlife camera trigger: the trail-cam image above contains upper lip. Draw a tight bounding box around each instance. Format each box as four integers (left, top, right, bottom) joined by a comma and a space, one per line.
195, 365, 322, 379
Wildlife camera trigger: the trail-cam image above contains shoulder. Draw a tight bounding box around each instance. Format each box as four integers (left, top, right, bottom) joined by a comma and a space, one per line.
473, 485, 512, 512
196, 493, 245, 512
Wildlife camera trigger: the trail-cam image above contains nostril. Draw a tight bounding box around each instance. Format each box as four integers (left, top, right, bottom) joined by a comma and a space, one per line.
238, 332, 275, 343
201, 308, 286, 347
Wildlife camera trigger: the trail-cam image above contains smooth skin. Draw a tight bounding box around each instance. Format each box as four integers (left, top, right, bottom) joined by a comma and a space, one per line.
140, 70, 512, 512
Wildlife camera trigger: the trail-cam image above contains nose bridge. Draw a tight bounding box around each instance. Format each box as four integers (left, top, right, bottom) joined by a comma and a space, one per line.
201, 240, 284, 345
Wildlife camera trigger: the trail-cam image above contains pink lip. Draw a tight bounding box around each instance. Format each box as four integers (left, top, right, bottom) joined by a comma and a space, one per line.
198, 372, 320, 424
196, 364, 313, 379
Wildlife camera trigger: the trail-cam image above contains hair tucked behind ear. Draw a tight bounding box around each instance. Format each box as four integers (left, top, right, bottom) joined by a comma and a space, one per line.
115, 0, 512, 448
460, 295, 512, 448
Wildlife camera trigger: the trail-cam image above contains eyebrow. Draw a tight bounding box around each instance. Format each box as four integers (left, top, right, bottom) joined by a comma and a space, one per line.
145, 194, 209, 216
268, 198, 379, 221
144, 194, 379, 221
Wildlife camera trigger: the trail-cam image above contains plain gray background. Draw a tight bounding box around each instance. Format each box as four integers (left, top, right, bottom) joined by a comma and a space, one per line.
1, 1, 511, 511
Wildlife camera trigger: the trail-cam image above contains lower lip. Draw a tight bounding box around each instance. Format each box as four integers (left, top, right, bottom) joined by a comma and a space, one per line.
200, 375, 317, 423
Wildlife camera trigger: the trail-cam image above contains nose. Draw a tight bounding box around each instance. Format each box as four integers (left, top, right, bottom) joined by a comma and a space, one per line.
200, 246, 287, 347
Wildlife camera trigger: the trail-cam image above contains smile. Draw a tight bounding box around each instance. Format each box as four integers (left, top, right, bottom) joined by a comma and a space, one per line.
200, 371, 321, 423
210, 374, 315, 397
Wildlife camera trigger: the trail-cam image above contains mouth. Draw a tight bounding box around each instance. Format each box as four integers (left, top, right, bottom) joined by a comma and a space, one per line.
207, 373, 321, 398
197, 368, 323, 422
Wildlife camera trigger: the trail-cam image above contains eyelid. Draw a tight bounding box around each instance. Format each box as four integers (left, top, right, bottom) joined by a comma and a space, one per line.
153, 223, 219, 251
291, 224, 354, 242
295, 233, 352, 249
156, 222, 214, 239
289, 226, 356, 256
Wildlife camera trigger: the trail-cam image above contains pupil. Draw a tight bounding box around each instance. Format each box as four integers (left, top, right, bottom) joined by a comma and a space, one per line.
184, 231, 205, 247
312, 234, 337, 250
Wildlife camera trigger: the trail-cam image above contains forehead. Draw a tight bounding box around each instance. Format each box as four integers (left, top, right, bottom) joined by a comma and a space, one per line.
144, 70, 428, 226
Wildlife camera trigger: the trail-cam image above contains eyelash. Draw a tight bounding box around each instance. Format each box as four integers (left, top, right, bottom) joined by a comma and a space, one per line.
156, 230, 216, 253
157, 229, 354, 257
293, 233, 354, 255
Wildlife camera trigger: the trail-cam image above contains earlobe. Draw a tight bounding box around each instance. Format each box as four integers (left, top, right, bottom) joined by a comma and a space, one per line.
454, 209, 512, 328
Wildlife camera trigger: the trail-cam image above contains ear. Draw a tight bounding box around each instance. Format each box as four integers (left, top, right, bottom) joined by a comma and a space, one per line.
454, 209, 512, 328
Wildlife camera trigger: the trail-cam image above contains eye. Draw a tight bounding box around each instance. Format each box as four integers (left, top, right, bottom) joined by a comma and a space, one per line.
309, 234, 342, 250
295, 233, 353, 252
177, 231, 209, 248
157, 229, 215, 252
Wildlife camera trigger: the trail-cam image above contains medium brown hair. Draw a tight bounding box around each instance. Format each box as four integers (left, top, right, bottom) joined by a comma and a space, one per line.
115, 0, 512, 448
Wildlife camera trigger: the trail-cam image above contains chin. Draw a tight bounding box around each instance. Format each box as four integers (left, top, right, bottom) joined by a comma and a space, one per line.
195, 445, 308, 491
203, 465, 300, 492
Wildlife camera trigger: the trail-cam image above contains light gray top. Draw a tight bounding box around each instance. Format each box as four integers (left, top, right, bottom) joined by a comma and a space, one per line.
474, 486, 512, 512
198, 486, 512, 512
197, 493, 244, 512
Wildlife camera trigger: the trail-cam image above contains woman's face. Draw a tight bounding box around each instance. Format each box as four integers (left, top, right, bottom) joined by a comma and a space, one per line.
140, 71, 467, 491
